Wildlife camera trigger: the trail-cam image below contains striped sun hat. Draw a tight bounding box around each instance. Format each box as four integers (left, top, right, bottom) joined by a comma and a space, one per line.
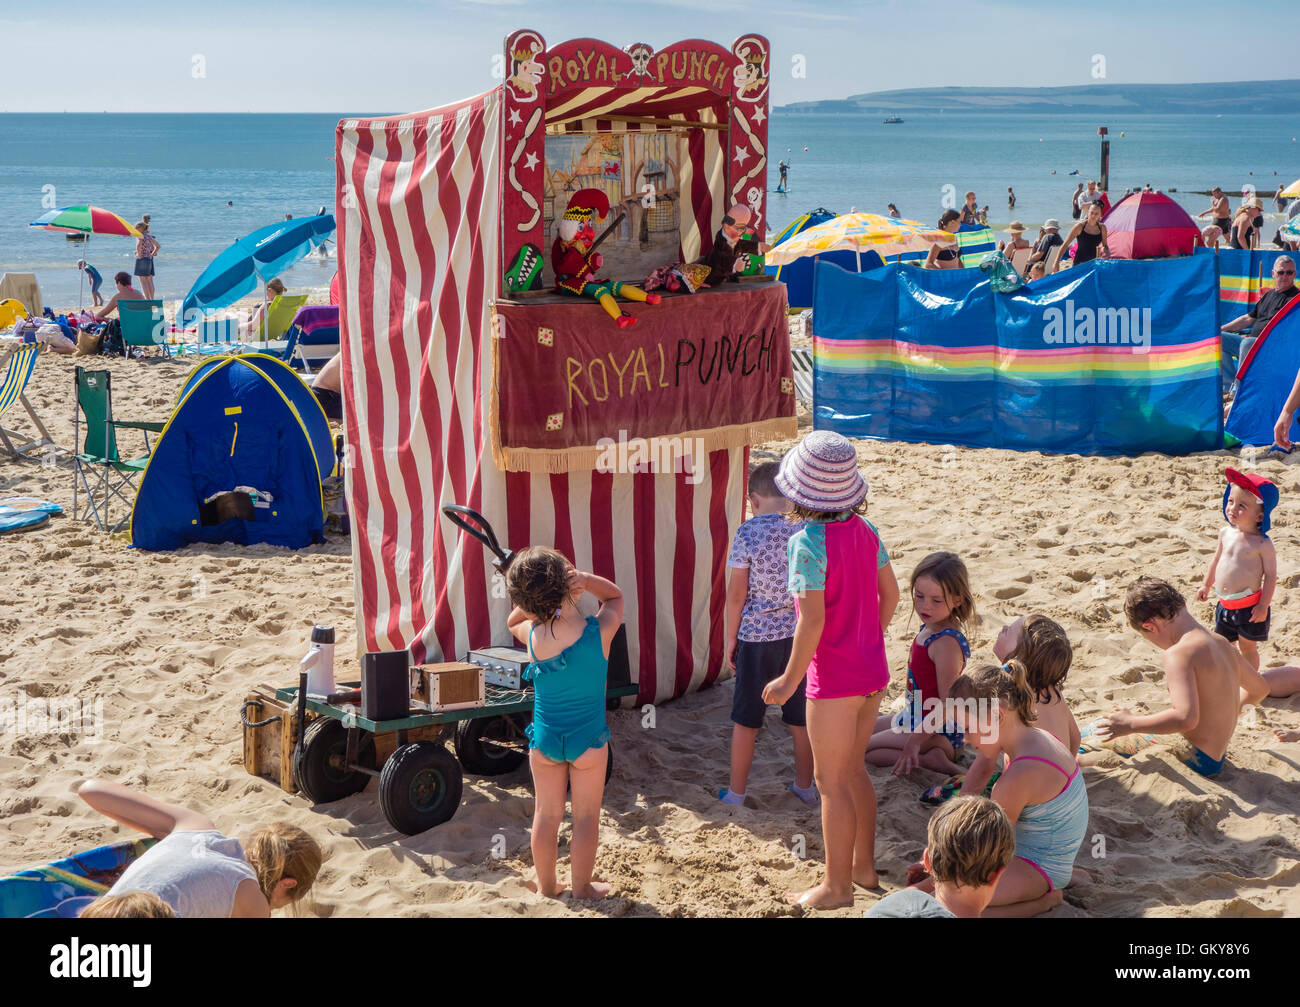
775, 431, 867, 511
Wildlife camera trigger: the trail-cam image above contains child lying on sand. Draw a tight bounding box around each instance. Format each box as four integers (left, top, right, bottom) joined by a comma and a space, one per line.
1092, 578, 1270, 778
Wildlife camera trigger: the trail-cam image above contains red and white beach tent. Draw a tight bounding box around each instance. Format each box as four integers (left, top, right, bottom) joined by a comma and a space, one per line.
335, 31, 795, 703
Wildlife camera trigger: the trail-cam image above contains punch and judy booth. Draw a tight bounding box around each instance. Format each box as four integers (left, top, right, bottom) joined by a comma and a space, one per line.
336, 32, 796, 703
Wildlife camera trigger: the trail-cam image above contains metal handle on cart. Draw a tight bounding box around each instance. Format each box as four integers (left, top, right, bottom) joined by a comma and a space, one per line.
441, 504, 516, 572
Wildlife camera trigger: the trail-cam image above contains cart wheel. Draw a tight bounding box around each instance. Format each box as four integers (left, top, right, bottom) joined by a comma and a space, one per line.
378, 742, 464, 835
293, 719, 375, 804
454, 715, 529, 776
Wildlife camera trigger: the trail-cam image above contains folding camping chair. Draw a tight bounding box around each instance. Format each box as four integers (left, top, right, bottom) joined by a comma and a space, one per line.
1009, 247, 1033, 277
72, 367, 164, 532
1044, 243, 1064, 275
118, 299, 171, 358
253, 294, 309, 343
280, 305, 340, 374
0, 343, 55, 459
791, 346, 814, 407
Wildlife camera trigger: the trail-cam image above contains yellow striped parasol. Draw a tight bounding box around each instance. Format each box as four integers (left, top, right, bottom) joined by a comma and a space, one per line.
1281, 178, 1300, 199
766, 213, 954, 266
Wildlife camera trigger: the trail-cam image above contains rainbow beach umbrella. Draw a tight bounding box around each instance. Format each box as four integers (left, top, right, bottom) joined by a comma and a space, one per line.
28, 205, 142, 308
28, 205, 141, 238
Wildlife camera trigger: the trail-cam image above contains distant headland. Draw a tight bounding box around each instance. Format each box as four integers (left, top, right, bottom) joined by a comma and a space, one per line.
780, 79, 1300, 114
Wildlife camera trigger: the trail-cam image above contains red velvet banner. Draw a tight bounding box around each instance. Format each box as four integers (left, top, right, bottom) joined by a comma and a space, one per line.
491, 282, 796, 473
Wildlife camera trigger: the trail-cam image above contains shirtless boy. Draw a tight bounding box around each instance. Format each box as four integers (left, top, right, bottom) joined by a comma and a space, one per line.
1099, 577, 1269, 778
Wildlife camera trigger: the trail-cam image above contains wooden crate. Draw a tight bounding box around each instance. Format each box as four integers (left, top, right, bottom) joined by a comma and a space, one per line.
242, 686, 302, 794
373, 724, 449, 765
409, 662, 485, 713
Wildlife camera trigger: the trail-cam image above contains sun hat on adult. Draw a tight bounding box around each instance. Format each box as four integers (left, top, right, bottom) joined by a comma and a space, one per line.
1043, 218, 1060, 230
1006, 221, 1026, 233
775, 430, 867, 511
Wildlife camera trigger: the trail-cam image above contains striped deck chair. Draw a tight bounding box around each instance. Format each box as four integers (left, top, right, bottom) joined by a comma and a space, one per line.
791, 346, 814, 407
0, 344, 55, 459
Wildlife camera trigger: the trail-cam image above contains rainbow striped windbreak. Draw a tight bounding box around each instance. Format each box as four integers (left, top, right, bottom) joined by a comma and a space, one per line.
1194, 247, 1293, 326
810, 254, 1222, 455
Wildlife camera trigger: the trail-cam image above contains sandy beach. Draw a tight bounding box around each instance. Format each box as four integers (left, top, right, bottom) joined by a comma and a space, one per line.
1, 345, 1297, 918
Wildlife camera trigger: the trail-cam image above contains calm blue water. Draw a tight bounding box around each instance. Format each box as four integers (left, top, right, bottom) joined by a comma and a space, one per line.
2, 111, 1297, 308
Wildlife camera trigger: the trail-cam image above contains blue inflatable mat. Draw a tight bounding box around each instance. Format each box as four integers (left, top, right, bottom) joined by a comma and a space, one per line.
0, 838, 157, 918
0, 498, 62, 534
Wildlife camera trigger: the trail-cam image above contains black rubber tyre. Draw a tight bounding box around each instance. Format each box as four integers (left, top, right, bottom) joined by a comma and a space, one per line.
378, 742, 464, 835
454, 715, 529, 776
292, 718, 375, 804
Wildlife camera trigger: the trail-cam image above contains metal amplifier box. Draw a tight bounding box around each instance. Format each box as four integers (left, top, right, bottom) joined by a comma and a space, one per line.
465, 647, 531, 690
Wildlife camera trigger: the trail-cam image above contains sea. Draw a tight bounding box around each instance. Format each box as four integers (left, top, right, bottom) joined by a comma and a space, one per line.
1, 111, 1297, 308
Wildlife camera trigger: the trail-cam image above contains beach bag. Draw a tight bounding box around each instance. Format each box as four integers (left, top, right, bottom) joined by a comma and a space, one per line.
978, 251, 1024, 294
74, 328, 103, 356
101, 319, 124, 357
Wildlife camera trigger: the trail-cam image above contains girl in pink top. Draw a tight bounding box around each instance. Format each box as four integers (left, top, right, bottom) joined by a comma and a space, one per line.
762, 431, 899, 910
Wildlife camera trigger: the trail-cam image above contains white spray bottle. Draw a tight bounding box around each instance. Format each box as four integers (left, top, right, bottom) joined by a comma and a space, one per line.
301, 625, 336, 698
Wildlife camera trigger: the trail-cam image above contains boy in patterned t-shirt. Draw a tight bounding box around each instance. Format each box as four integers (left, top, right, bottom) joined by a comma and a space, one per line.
720, 462, 816, 806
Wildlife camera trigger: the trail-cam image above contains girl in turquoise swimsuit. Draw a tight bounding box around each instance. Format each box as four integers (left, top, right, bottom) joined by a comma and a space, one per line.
948, 662, 1088, 916
506, 547, 624, 901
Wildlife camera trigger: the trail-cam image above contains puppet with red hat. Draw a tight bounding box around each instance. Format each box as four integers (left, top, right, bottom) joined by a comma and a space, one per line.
552, 187, 660, 328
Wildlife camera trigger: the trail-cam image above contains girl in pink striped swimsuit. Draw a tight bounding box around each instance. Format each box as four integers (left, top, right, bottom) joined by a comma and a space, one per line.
761, 431, 900, 910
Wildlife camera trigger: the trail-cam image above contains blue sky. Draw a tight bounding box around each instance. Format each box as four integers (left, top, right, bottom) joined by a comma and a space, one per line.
3, 0, 1294, 113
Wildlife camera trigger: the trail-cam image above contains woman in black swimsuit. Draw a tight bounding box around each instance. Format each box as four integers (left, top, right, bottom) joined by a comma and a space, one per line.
1062, 202, 1109, 265
925, 209, 963, 269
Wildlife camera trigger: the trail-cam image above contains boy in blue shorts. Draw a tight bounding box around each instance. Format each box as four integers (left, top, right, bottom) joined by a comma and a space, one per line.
78, 260, 103, 307
720, 462, 816, 806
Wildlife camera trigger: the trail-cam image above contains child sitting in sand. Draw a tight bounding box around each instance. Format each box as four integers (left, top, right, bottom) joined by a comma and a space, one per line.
507, 548, 624, 901
77, 780, 321, 917
1197, 468, 1278, 673
866, 552, 974, 776
1094, 577, 1270, 778
910, 661, 1086, 917
721, 461, 815, 807
761, 431, 901, 909
866, 797, 1015, 918
921, 613, 1078, 805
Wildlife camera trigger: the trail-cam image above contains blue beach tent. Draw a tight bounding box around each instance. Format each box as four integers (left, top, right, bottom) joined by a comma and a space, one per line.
130, 353, 334, 550
1224, 295, 1300, 448
765, 208, 885, 309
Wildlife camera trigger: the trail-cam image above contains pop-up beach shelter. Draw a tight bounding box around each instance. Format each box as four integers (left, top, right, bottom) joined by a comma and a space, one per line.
1225, 294, 1300, 447
336, 31, 796, 703
130, 353, 332, 550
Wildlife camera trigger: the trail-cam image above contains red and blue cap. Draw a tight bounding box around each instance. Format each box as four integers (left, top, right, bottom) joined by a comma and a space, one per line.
1223, 468, 1279, 535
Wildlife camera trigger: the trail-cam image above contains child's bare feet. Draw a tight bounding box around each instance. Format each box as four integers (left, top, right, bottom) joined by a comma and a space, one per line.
786, 882, 855, 909
1274, 728, 1300, 743
571, 879, 613, 900
524, 879, 569, 899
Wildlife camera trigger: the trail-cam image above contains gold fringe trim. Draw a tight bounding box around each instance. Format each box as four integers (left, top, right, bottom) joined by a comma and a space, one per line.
492, 416, 797, 475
